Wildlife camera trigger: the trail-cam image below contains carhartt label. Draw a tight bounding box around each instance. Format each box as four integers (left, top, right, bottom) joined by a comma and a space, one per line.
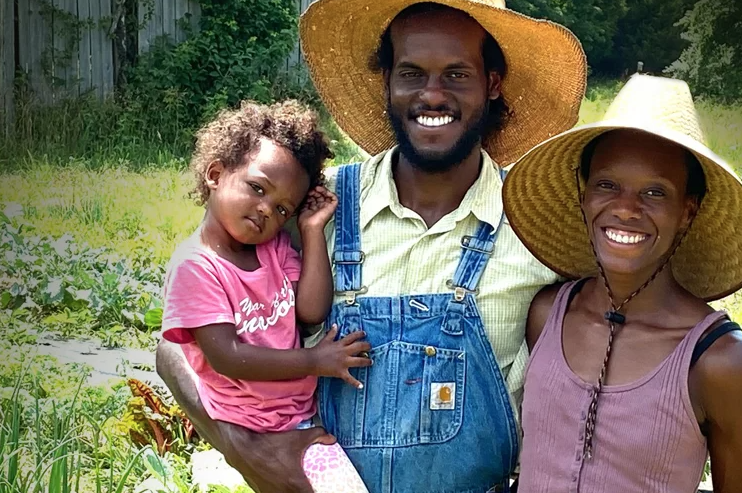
430, 383, 455, 410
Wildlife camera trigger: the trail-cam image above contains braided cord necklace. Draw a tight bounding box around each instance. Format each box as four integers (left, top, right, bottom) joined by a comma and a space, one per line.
575, 168, 694, 459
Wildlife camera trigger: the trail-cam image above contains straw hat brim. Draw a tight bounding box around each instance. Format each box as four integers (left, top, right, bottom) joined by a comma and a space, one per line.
299, 0, 587, 167
502, 122, 742, 302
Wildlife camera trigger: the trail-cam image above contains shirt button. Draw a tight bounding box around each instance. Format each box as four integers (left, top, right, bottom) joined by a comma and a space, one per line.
572, 474, 578, 482
425, 346, 436, 357
576, 452, 581, 461
581, 411, 587, 420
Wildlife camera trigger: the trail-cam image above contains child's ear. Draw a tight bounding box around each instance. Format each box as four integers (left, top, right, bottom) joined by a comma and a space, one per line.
205, 160, 225, 190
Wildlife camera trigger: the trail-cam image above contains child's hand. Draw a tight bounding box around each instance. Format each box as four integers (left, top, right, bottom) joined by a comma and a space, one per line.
309, 325, 372, 388
298, 186, 338, 233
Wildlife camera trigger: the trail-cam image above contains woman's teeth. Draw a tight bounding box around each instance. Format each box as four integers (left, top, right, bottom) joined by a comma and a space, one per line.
605, 228, 648, 244
416, 115, 454, 127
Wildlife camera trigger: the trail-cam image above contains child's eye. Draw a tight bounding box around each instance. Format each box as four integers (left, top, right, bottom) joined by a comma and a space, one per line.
277, 205, 289, 217
250, 183, 264, 195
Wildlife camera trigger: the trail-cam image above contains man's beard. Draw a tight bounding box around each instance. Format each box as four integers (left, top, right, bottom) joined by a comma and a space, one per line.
388, 100, 489, 174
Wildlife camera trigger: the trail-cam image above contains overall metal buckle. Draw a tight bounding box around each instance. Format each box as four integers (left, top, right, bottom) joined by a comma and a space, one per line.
335, 286, 368, 305
332, 251, 366, 265
461, 236, 494, 255
446, 279, 479, 302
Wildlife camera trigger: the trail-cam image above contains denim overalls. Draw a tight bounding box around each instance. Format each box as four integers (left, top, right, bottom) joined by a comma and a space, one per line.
318, 163, 518, 493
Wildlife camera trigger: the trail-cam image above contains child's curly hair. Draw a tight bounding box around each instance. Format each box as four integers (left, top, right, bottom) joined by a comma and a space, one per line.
190, 100, 334, 206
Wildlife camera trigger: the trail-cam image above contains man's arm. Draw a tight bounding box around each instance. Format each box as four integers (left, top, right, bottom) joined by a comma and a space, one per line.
696, 330, 742, 493
155, 339, 335, 493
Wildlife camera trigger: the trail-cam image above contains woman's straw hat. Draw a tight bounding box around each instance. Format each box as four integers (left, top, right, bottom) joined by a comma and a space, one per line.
299, 0, 587, 166
503, 74, 742, 301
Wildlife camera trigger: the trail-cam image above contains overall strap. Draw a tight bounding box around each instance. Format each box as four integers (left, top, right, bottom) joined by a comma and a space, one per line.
332, 163, 366, 305
448, 166, 509, 299
441, 166, 507, 336
690, 320, 741, 367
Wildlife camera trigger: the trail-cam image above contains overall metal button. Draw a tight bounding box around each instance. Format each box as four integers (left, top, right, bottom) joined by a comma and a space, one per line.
425, 346, 436, 357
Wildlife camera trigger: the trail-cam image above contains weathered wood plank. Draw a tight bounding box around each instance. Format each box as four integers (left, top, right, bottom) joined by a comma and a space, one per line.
21, 0, 52, 104
77, 0, 92, 96
1, 0, 15, 135
163, 0, 175, 44
174, 0, 186, 43
153, 0, 163, 40
98, 0, 113, 98
88, 0, 103, 98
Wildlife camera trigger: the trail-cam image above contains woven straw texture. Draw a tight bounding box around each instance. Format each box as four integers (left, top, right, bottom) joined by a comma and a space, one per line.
503, 74, 742, 301
299, 0, 587, 166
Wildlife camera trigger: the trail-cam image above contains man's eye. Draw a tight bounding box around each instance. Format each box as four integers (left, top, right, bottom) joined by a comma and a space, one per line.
449, 72, 468, 79
596, 181, 616, 190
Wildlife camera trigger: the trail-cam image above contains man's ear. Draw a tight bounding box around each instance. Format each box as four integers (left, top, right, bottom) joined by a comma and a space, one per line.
205, 160, 225, 191
488, 71, 502, 101
383, 69, 391, 96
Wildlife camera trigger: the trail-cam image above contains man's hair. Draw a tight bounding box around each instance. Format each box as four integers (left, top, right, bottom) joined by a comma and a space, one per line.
369, 2, 511, 134
579, 131, 707, 204
190, 100, 333, 206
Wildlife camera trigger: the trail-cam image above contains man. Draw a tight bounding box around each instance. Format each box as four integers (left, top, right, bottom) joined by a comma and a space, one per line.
156, 1, 586, 491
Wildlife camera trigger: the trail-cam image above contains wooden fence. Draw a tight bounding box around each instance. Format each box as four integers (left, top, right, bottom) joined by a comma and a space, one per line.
0, 0, 317, 136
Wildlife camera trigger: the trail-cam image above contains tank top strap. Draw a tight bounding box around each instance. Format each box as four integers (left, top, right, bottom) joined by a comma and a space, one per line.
526, 279, 586, 371
676, 310, 730, 372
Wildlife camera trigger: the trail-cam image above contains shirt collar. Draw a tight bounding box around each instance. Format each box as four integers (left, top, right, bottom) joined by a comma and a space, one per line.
359, 147, 505, 230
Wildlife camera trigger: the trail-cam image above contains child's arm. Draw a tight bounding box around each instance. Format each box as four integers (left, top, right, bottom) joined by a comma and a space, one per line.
294, 186, 338, 326
193, 324, 370, 387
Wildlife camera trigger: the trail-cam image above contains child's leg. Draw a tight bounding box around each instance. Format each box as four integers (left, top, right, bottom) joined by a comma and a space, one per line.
302, 442, 368, 493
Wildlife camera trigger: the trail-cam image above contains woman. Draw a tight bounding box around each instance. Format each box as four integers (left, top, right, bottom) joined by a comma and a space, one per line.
503, 74, 742, 492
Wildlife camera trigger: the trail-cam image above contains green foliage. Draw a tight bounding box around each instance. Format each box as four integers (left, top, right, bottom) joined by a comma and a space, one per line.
608, 0, 694, 74
124, 0, 300, 135
508, 0, 691, 76
666, 0, 742, 103
0, 205, 163, 348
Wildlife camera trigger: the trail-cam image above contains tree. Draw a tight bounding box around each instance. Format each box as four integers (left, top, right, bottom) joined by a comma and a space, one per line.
665, 0, 742, 102
607, 0, 694, 75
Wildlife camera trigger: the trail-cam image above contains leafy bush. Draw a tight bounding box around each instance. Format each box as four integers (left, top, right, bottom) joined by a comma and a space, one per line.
124, 0, 300, 137
0, 204, 163, 348
665, 0, 742, 103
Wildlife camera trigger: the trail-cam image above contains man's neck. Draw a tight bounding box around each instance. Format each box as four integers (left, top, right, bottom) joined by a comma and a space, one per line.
393, 147, 483, 228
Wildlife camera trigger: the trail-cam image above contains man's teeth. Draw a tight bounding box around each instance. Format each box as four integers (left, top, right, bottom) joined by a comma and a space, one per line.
605, 229, 647, 244
416, 115, 454, 127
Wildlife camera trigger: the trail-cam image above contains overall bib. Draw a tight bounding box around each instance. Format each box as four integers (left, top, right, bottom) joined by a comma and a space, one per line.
319, 163, 518, 493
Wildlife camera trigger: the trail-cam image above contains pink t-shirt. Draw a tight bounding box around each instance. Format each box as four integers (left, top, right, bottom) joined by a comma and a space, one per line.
161, 229, 316, 433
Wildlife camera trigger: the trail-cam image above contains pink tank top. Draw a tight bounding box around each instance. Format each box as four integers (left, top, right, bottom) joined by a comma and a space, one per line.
518, 281, 723, 493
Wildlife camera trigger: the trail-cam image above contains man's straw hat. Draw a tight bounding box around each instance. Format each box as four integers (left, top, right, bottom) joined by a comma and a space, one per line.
503, 74, 742, 301
299, 0, 587, 166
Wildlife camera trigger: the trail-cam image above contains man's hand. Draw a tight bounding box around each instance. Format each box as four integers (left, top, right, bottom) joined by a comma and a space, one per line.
297, 186, 338, 233
155, 339, 335, 493
309, 325, 372, 388
218, 420, 337, 493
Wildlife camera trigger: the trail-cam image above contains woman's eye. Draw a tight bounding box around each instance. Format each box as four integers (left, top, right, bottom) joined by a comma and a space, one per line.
645, 189, 666, 197
596, 181, 616, 190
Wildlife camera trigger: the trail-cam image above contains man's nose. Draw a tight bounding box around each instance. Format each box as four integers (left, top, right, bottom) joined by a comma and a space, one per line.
419, 76, 448, 109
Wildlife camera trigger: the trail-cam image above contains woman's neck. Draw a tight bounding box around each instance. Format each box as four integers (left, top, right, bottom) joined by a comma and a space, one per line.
589, 266, 684, 317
